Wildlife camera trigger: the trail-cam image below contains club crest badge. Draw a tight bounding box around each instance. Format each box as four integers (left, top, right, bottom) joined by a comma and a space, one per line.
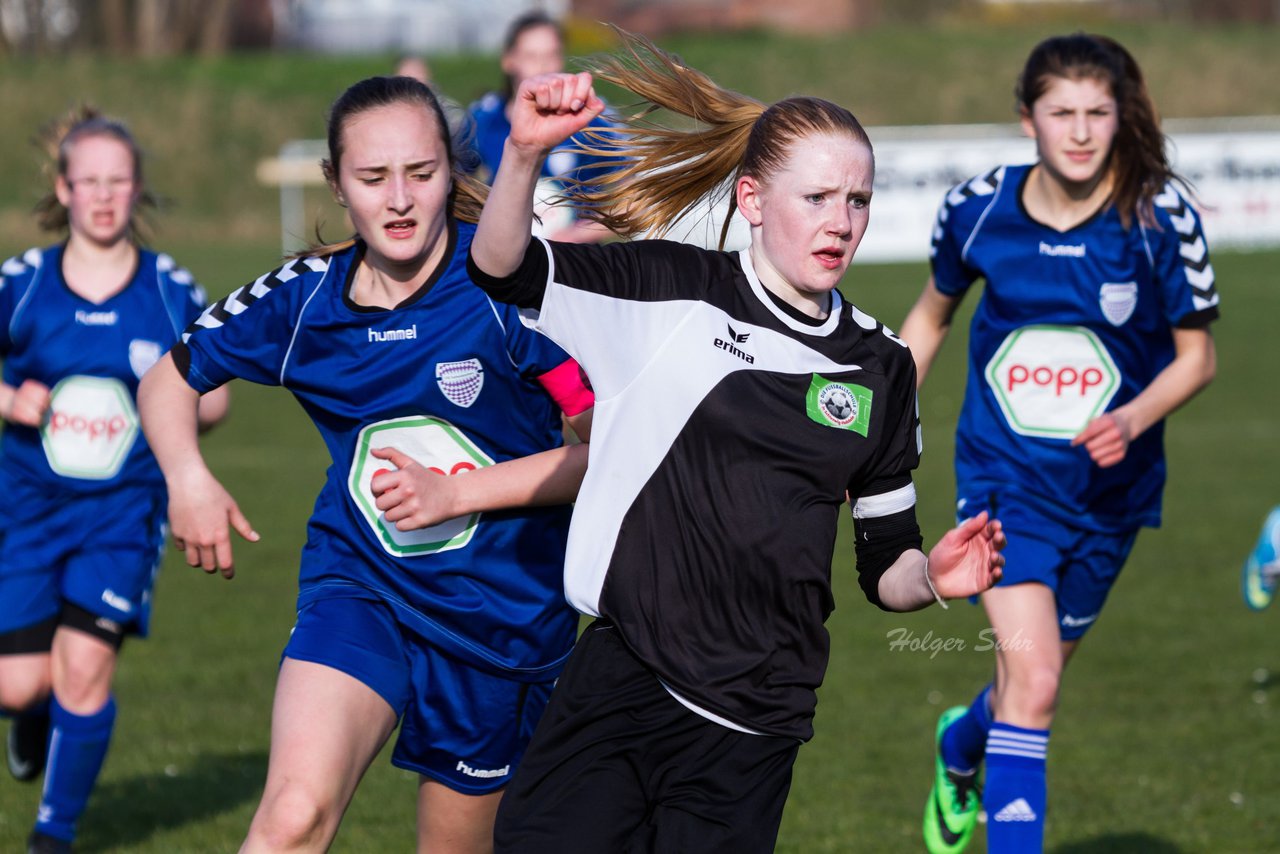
1099, 282, 1138, 326
805, 375, 873, 437
436, 358, 484, 408
128, 339, 163, 380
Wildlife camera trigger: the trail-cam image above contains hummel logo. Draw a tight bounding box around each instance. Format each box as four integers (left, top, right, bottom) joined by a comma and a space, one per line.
368, 324, 418, 343
993, 798, 1037, 822
456, 760, 510, 779
713, 323, 755, 363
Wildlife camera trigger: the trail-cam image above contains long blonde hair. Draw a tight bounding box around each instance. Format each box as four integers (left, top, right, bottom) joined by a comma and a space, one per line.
570, 31, 872, 249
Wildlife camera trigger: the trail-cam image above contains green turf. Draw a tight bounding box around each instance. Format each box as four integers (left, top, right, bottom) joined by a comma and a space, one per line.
2, 21, 1279, 853
1, 247, 1274, 852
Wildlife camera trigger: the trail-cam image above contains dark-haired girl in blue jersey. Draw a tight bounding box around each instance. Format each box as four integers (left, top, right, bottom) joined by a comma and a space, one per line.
0, 108, 229, 854
901, 34, 1218, 854
138, 76, 593, 853
466, 10, 617, 244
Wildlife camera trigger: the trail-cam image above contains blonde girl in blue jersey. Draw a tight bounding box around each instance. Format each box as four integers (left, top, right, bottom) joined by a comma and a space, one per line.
139, 76, 593, 854
0, 108, 229, 854
901, 34, 1218, 854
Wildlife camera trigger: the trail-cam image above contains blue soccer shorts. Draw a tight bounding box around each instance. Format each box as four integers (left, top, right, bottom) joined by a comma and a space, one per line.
0, 477, 166, 639
283, 595, 554, 795
958, 493, 1139, 641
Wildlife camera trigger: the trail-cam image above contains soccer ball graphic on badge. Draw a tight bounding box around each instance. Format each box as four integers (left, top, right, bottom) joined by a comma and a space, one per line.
820, 385, 857, 426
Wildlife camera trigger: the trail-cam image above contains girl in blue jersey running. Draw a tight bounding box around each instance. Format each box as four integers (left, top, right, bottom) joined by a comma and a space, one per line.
138, 76, 592, 854
466, 10, 615, 243
900, 34, 1218, 854
0, 108, 229, 854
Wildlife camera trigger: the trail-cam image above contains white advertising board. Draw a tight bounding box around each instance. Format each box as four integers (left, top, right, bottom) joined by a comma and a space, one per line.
662, 118, 1280, 264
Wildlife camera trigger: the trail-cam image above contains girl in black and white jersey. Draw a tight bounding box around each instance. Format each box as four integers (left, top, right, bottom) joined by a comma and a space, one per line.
466, 32, 1007, 852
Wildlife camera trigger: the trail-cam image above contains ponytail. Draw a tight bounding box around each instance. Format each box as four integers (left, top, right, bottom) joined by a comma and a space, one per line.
571, 30, 869, 249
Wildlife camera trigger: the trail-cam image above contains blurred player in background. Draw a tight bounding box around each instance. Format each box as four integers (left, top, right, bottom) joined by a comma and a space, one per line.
138, 75, 592, 854
465, 10, 616, 243
467, 32, 1005, 852
900, 33, 1219, 854
1243, 506, 1280, 610
0, 107, 229, 854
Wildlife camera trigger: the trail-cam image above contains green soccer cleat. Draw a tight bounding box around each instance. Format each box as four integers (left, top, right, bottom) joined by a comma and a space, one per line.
1243, 507, 1280, 611
923, 706, 982, 854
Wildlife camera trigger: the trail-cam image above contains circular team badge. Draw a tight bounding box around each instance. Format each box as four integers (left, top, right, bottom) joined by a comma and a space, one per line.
817, 383, 859, 427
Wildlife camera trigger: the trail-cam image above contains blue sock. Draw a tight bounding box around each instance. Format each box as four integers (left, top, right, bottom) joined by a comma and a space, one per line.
984, 722, 1049, 854
35, 695, 117, 843
940, 683, 993, 772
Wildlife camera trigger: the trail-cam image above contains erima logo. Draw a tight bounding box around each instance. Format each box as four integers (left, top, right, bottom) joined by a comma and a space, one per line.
1061, 613, 1098, 628
993, 798, 1037, 822
456, 761, 510, 779
369, 324, 418, 342
713, 323, 754, 363
1039, 241, 1086, 258
75, 309, 118, 326
101, 589, 133, 613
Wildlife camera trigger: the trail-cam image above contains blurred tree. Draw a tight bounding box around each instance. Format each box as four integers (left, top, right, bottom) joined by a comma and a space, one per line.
1, 0, 245, 55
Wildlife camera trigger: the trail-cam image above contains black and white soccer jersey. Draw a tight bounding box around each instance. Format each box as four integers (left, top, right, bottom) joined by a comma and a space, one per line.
469, 238, 922, 741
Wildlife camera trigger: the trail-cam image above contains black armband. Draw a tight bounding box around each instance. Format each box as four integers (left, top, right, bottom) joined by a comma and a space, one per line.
466, 239, 549, 310
853, 505, 923, 611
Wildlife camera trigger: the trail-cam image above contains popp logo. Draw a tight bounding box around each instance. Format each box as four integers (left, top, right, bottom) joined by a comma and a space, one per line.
348, 416, 494, 557
48, 411, 130, 442
41, 376, 139, 479
1004, 364, 1106, 397
985, 326, 1120, 439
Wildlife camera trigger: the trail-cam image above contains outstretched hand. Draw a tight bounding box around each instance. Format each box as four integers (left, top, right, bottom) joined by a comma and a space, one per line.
371, 446, 464, 531
508, 72, 607, 156
927, 511, 1005, 599
168, 468, 259, 579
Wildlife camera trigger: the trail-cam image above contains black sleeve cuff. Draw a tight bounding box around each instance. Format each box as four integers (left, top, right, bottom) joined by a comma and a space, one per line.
170, 341, 192, 380
465, 239, 550, 310
1175, 306, 1219, 329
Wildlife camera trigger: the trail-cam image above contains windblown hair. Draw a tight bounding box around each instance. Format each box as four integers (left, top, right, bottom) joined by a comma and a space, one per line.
570, 30, 871, 249
1017, 32, 1184, 229
33, 105, 157, 241
303, 75, 489, 258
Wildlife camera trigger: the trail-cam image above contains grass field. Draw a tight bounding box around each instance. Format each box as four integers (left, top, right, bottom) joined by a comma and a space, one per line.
2, 20, 1279, 853
0, 244, 1275, 852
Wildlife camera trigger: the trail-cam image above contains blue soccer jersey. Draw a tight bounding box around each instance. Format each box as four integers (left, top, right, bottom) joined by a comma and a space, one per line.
173, 220, 585, 678
930, 164, 1220, 531
0, 244, 207, 493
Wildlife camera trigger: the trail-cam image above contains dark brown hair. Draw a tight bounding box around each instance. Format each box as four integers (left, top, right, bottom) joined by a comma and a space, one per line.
501, 11, 565, 99
304, 75, 488, 258
1017, 33, 1183, 228
33, 105, 157, 242
571, 30, 872, 249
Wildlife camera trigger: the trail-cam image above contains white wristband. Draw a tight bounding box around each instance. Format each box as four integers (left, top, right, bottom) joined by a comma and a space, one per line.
923, 559, 948, 609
